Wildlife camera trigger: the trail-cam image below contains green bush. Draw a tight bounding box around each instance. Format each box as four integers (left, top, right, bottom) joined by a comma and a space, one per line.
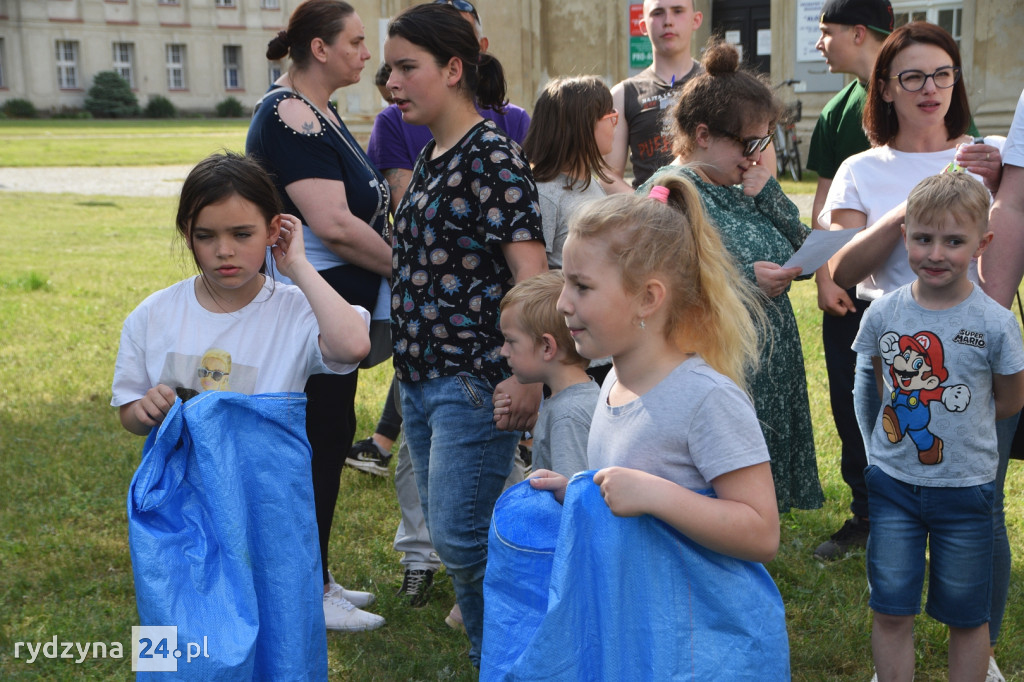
3, 98, 38, 118
84, 71, 140, 118
144, 95, 177, 119
50, 106, 92, 120
215, 96, 245, 118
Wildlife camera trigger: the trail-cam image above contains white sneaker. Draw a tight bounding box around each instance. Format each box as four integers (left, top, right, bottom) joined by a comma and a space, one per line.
323, 585, 385, 632
987, 656, 1006, 682
326, 571, 376, 609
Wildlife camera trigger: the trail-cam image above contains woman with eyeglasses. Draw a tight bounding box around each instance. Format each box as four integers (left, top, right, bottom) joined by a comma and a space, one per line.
638, 38, 822, 514
383, 3, 546, 668
823, 22, 1011, 679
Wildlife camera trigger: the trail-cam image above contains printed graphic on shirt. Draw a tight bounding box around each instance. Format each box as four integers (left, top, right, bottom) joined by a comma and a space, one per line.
158, 349, 258, 397
878, 330, 971, 466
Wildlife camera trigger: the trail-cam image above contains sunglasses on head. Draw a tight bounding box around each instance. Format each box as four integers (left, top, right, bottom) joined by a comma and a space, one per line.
434, 0, 480, 21
711, 127, 775, 157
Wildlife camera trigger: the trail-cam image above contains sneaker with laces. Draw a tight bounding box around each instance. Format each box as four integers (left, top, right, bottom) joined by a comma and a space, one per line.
396, 568, 435, 607
345, 437, 393, 477
326, 571, 375, 609
813, 517, 870, 561
323, 585, 385, 632
987, 656, 1006, 682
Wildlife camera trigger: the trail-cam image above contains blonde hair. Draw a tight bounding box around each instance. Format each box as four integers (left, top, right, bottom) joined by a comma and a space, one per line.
568, 173, 762, 390
500, 271, 588, 369
906, 172, 989, 233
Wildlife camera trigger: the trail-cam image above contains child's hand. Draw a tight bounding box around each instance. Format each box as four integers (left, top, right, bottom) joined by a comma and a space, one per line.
122, 384, 177, 435
271, 214, 310, 280
492, 392, 512, 422
528, 469, 569, 504
741, 160, 772, 197
753, 261, 802, 298
593, 466, 656, 517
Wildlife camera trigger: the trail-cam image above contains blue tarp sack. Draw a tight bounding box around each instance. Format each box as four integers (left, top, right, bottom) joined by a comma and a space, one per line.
481, 472, 790, 681
127, 391, 327, 681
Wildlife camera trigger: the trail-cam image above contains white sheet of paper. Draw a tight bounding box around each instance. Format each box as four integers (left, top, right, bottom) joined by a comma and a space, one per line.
783, 228, 862, 275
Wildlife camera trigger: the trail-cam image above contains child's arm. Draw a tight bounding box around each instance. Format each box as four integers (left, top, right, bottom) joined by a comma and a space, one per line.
119, 384, 177, 436
272, 214, 371, 365
993, 370, 1024, 420
593, 463, 780, 563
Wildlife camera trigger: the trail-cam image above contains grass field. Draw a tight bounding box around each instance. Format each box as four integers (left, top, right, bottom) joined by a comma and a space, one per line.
1, 121, 1023, 680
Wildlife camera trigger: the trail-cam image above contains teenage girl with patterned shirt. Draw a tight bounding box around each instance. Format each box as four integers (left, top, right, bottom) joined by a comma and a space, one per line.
383, 3, 547, 667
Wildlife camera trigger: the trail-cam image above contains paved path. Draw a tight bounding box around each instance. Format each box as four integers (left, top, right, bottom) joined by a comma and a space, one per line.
0, 165, 816, 218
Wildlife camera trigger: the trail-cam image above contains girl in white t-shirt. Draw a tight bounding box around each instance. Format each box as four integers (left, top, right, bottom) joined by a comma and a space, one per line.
529, 173, 780, 564
112, 151, 370, 433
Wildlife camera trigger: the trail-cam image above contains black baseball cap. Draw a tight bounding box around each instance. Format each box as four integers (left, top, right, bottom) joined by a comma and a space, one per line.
821, 0, 894, 36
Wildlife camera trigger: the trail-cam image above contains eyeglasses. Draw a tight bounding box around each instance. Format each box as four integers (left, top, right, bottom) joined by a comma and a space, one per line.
889, 66, 961, 92
197, 367, 229, 381
711, 128, 774, 157
600, 109, 619, 126
433, 0, 479, 22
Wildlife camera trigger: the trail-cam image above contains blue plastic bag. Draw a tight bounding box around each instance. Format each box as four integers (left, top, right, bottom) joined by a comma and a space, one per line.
127, 391, 327, 681
481, 472, 790, 681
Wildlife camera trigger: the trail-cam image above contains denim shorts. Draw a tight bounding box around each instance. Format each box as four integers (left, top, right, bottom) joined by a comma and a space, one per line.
864, 465, 995, 628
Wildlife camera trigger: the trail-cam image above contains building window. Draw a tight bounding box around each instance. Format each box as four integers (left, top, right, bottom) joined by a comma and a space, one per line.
215, 0, 236, 7
268, 65, 282, 85
166, 44, 187, 90
261, 0, 280, 8
223, 45, 242, 90
893, 3, 962, 46
56, 40, 79, 89
112, 42, 135, 88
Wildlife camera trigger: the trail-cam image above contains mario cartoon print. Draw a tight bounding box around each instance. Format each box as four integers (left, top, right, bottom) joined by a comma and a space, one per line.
878, 331, 970, 465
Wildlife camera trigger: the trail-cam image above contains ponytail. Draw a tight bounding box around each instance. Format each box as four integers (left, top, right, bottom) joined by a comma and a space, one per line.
475, 52, 508, 113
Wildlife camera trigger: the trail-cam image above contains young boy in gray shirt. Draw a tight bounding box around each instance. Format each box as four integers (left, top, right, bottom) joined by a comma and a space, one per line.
852, 172, 1024, 681
495, 272, 598, 477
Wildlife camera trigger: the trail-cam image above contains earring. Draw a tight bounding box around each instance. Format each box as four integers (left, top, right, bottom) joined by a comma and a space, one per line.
639, 318, 646, 330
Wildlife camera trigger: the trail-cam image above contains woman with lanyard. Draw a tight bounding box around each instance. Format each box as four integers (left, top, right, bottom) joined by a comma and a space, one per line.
246, 0, 389, 632
383, 3, 546, 667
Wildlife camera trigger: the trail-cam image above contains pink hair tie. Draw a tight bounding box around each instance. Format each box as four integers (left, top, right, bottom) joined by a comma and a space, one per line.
648, 185, 670, 204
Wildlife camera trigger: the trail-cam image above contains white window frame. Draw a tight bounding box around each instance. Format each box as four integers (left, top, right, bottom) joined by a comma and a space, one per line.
892, 2, 963, 44
112, 42, 135, 88
268, 64, 282, 85
215, 0, 236, 7
223, 45, 242, 90
56, 40, 79, 89
261, 0, 280, 8
166, 44, 186, 90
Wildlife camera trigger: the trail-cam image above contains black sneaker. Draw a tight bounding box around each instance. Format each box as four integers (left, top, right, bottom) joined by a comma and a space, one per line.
345, 437, 393, 477
813, 517, 870, 561
396, 568, 434, 607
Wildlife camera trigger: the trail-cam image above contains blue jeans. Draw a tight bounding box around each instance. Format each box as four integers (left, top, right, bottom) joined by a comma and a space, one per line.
854, 353, 1018, 643
865, 465, 994, 628
399, 375, 518, 666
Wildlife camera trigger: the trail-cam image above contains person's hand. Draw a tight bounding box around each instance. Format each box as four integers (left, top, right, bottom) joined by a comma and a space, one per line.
593, 466, 655, 517
493, 376, 541, 432
528, 468, 569, 504
753, 261, 802, 298
741, 160, 772, 197
130, 384, 177, 430
955, 142, 1003, 194
492, 392, 511, 422
816, 276, 856, 316
271, 214, 309, 281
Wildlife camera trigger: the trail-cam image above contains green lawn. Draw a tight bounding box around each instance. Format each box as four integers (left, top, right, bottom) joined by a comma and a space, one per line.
1, 123, 1022, 680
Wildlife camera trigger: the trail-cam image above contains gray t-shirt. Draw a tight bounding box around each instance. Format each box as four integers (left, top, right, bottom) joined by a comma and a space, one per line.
588, 357, 769, 491
853, 284, 1024, 487
532, 378, 600, 477
535, 174, 606, 268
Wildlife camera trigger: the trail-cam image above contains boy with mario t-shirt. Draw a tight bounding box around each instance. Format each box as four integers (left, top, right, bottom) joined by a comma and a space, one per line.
853, 172, 1024, 681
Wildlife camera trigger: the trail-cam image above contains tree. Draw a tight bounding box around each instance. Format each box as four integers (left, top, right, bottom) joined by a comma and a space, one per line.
84, 71, 140, 118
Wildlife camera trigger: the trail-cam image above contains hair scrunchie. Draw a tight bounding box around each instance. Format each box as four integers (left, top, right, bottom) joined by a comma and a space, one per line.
648, 185, 670, 204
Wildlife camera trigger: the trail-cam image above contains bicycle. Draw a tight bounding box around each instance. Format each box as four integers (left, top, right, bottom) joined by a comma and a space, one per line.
774, 79, 803, 182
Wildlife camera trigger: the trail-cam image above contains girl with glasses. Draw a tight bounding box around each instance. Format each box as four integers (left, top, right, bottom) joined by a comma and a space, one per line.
823, 21, 1009, 681
523, 75, 617, 269
639, 39, 823, 516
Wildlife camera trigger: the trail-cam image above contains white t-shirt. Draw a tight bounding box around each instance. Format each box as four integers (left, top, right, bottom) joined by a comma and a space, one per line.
1003, 88, 1024, 168
111, 276, 368, 406
821, 137, 1004, 301
587, 357, 769, 491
